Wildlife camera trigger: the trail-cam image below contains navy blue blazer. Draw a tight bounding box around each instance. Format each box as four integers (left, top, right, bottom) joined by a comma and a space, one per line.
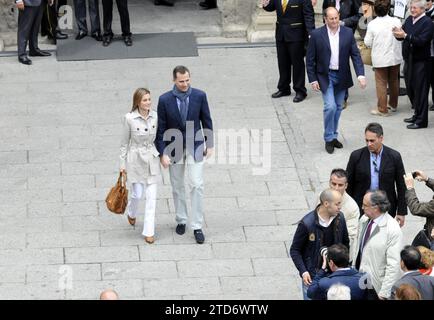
306, 25, 365, 94
307, 268, 368, 300
155, 88, 214, 163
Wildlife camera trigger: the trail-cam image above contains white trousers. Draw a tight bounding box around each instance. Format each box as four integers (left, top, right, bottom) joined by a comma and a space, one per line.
169, 153, 204, 230
127, 182, 157, 237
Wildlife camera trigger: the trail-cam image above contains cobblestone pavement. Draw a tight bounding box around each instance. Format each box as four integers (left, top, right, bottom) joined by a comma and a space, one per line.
0, 45, 433, 299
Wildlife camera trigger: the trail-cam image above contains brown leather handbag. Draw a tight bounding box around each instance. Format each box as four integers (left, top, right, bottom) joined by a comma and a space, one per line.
106, 172, 128, 214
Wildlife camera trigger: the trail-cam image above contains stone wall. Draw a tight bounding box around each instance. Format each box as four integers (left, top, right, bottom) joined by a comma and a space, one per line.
0, 0, 17, 49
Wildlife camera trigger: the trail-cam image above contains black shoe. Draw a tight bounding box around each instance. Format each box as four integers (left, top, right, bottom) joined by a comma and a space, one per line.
403, 117, 415, 123
154, 0, 174, 6
75, 31, 87, 40
430, 105, 434, 111
56, 30, 68, 40
123, 35, 133, 46
398, 87, 407, 96
407, 123, 426, 129
194, 229, 205, 244
18, 56, 32, 65
271, 90, 291, 98
325, 141, 334, 154
293, 93, 307, 103
176, 224, 186, 235
91, 33, 103, 41
333, 139, 343, 148
29, 49, 51, 57
102, 35, 113, 47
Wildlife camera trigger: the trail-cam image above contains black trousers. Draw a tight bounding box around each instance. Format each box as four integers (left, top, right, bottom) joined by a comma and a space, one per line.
102, 0, 131, 37
17, 4, 44, 58
203, 0, 216, 5
41, 0, 68, 38
431, 57, 434, 105
404, 59, 430, 127
41, 0, 57, 38
276, 40, 307, 95
74, 0, 101, 34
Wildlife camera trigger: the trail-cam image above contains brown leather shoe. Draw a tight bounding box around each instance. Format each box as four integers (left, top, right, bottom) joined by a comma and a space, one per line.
144, 236, 154, 244
127, 215, 136, 226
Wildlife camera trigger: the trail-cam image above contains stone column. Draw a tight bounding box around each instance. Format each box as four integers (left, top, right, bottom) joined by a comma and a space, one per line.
0, 0, 18, 51
247, 0, 276, 42
220, 0, 257, 38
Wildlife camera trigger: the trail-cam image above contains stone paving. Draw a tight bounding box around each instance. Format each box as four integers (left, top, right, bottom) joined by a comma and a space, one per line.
0, 43, 433, 300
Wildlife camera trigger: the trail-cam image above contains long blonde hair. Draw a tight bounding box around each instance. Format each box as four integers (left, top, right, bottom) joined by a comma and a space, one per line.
131, 88, 151, 112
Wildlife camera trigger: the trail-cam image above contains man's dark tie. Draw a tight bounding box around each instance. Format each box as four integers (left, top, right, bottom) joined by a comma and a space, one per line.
361, 219, 374, 251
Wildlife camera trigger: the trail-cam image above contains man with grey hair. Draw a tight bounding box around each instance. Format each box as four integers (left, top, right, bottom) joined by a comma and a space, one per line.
290, 189, 349, 299
353, 190, 402, 300
327, 283, 351, 300
393, 0, 434, 129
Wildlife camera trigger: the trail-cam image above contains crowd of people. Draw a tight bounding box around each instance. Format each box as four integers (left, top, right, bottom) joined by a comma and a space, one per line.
260, 0, 434, 299
263, 0, 434, 155
290, 122, 434, 300
11, 0, 434, 301
14, 0, 217, 65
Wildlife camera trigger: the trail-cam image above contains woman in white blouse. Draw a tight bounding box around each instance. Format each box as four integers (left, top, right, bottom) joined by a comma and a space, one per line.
364, 0, 403, 116
120, 88, 161, 244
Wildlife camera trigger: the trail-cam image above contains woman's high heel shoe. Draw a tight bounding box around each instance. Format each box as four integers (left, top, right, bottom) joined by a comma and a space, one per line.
144, 236, 154, 244
127, 215, 136, 226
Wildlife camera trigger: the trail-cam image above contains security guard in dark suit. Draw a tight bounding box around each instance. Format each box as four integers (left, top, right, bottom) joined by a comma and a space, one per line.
263, 0, 315, 102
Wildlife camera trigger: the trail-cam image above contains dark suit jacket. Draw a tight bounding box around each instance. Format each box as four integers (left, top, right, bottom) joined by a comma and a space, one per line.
306, 25, 365, 94
264, 0, 315, 42
398, 15, 434, 62
322, 0, 362, 32
346, 145, 407, 217
391, 270, 434, 300
307, 268, 367, 300
155, 88, 214, 163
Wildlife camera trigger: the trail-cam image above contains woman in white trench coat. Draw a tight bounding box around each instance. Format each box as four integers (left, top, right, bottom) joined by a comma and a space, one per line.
120, 88, 161, 244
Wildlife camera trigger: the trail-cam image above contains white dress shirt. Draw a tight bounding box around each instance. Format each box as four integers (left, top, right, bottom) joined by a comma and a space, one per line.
327, 25, 340, 70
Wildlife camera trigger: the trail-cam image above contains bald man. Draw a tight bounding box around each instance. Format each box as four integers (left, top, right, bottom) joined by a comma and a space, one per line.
290, 189, 350, 300
100, 289, 119, 300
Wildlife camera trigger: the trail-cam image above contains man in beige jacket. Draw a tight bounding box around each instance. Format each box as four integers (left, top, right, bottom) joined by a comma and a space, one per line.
328, 168, 360, 262
353, 190, 402, 300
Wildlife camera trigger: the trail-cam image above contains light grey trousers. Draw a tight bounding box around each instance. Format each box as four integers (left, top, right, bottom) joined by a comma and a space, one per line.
169, 153, 204, 230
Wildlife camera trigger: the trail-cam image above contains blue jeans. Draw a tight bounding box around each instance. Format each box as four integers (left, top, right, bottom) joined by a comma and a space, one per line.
322, 70, 346, 142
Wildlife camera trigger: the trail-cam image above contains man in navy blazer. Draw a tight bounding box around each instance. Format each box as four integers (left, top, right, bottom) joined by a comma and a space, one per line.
155, 65, 214, 244
306, 7, 366, 154
307, 244, 367, 300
